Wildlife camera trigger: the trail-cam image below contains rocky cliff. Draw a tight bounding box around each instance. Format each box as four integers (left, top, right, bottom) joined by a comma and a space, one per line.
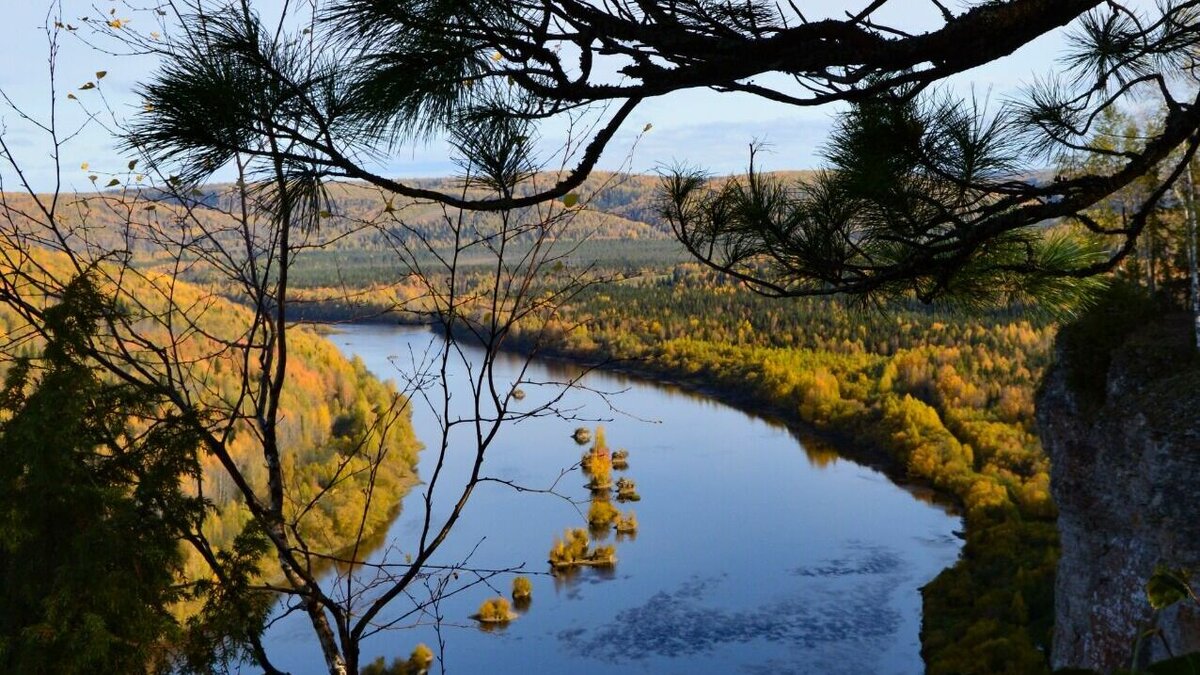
1038, 311, 1200, 672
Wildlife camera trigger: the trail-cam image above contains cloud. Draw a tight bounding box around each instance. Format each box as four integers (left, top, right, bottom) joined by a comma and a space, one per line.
0, 127, 38, 150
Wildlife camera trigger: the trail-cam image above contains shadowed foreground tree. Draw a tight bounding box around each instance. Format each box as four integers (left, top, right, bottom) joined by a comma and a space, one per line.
122, 0, 1200, 307
0, 274, 205, 674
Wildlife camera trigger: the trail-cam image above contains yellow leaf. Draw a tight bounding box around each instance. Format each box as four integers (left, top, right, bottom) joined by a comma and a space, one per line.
643, 123, 653, 132
144, 204, 156, 211
96, 71, 107, 79
80, 162, 89, 171
383, 199, 394, 213
79, 82, 95, 90
135, 174, 144, 183
87, 175, 97, 182
491, 51, 503, 61
108, 18, 124, 29
66, 93, 76, 100
143, 103, 154, 112
127, 159, 137, 170
562, 193, 579, 208
105, 178, 120, 187
149, 31, 161, 40
318, 210, 332, 218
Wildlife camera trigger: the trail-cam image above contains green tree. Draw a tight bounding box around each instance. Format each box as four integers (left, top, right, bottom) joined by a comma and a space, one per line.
0, 275, 204, 673
1179, 158, 1200, 350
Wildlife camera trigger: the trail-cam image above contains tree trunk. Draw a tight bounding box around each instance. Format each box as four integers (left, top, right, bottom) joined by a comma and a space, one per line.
1147, 226, 1158, 295
1186, 162, 1200, 351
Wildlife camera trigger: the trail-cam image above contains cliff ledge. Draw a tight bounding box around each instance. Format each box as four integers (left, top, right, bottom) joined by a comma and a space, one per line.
1038, 311, 1200, 671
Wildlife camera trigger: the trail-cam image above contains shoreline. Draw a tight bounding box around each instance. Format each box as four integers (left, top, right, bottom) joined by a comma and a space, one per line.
318, 318, 963, 517
501, 339, 963, 517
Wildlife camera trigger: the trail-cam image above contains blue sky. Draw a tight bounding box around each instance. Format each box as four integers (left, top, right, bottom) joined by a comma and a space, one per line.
0, 1, 1149, 192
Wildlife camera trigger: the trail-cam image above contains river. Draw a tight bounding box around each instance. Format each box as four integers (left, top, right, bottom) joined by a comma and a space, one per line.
260, 324, 961, 674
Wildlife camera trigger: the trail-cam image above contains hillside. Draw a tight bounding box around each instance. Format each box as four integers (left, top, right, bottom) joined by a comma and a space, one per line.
0, 244, 422, 569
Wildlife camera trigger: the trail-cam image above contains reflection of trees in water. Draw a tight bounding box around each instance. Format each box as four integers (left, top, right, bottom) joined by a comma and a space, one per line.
513, 595, 533, 614
589, 521, 614, 542
793, 433, 841, 469
787, 427, 955, 511
552, 563, 618, 593
494, 350, 586, 384
475, 620, 511, 635
326, 508, 404, 577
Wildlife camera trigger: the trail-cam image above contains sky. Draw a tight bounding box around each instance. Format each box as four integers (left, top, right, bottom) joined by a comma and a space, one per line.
0, 1, 1152, 192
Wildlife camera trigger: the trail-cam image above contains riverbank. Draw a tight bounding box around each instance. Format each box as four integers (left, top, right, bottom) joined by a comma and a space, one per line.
519, 341, 958, 512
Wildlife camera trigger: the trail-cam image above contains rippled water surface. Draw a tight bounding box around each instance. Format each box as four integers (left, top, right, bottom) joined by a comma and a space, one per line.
260, 324, 961, 674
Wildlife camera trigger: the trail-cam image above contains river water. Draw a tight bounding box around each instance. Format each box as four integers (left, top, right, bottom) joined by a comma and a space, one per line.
259, 324, 961, 674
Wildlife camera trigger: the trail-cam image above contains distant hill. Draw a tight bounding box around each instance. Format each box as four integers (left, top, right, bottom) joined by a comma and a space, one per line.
2, 169, 822, 245
1, 170, 825, 290
120, 172, 678, 243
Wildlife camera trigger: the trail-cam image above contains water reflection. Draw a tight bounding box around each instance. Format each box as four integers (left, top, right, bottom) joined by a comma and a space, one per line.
558, 570, 904, 663
475, 620, 511, 634
552, 564, 618, 593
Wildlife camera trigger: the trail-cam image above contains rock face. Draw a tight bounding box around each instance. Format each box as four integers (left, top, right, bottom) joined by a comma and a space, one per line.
1038, 314, 1200, 672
